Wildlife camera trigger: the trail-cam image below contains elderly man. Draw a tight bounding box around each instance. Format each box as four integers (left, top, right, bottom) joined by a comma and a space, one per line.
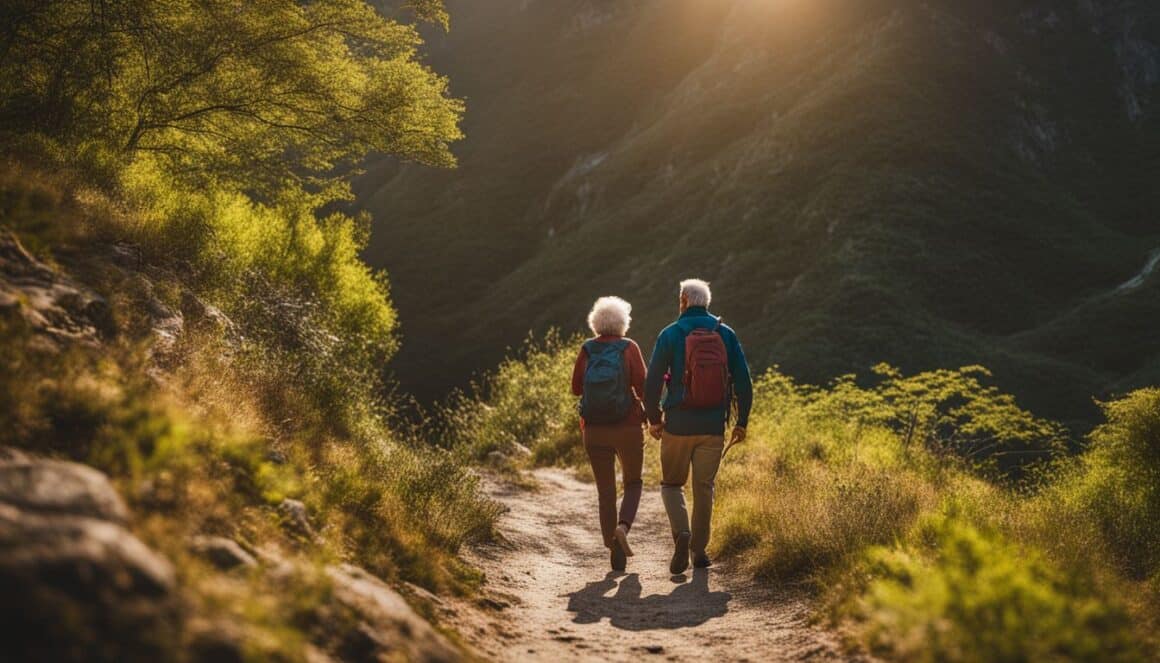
644, 279, 752, 575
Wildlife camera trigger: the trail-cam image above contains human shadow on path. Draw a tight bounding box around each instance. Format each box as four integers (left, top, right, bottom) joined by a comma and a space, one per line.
565, 568, 730, 630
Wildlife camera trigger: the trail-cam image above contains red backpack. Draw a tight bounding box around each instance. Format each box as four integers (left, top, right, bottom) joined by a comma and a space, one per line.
681, 318, 730, 409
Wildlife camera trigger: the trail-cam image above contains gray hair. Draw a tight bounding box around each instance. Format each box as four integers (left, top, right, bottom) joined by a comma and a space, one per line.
680, 278, 712, 308
587, 296, 632, 336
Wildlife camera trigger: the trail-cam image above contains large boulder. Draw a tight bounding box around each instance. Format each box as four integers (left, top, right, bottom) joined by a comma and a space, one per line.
327, 564, 460, 663
0, 452, 179, 662
0, 458, 130, 523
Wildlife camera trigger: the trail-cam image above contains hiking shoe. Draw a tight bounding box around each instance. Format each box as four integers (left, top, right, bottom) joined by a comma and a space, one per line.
693, 554, 712, 569
611, 540, 627, 572
670, 531, 691, 575
614, 523, 634, 557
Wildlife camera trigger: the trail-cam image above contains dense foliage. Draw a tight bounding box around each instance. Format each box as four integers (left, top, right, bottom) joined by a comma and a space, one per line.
1, 0, 461, 200
0, 1, 494, 657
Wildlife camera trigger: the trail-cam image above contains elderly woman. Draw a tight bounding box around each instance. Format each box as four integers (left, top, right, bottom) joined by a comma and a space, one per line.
571, 296, 647, 572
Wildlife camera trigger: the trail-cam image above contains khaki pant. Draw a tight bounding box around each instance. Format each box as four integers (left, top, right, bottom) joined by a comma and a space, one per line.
659, 432, 724, 557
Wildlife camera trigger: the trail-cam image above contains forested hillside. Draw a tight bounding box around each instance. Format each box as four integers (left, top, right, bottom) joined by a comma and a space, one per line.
0, 2, 498, 659
359, 0, 1160, 424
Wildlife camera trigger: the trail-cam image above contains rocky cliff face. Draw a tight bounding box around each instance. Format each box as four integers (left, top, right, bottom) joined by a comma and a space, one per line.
359, 0, 1160, 422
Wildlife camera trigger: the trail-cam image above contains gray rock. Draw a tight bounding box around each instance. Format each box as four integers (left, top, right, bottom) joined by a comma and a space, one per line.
180, 290, 235, 335
0, 231, 113, 345
107, 242, 142, 269
0, 503, 174, 596
189, 535, 257, 571
0, 453, 179, 660
278, 498, 314, 538
327, 564, 460, 663
150, 312, 184, 353
0, 502, 178, 662
186, 617, 246, 663
0, 457, 130, 523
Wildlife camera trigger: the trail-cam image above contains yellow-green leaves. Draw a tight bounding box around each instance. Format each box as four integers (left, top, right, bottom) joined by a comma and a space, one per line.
749, 364, 1066, 478
854, 513, 1140, 663
0, 0, 463, 202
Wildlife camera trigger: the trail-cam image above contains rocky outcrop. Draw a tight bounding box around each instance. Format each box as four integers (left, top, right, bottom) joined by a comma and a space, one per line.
189, 535, 258, 571
0, 450, 178, 663
1, 230, 238, 359
327, 564, 460, 663
0, 230, 113, 346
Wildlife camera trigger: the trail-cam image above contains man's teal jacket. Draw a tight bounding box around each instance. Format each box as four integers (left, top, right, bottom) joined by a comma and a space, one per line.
644, 306, 753, 436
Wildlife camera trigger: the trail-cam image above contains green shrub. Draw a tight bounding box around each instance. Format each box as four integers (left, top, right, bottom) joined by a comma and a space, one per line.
0, 162, 501, 600
442, 331, 584, 467
746, 365, 1067, 480
119, 161, 399, 434
1043, 389, 1160, 579
705, 363, 1160, 657
847, 511, 1141, 663
713, 364, 1063, 581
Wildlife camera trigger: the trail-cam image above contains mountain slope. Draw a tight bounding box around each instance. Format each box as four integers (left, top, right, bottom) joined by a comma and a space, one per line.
358, 0, 1160, 424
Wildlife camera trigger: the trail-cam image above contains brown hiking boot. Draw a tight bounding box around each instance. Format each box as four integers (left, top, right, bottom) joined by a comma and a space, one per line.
611, 539, 627, 572
614, 523, 634, 557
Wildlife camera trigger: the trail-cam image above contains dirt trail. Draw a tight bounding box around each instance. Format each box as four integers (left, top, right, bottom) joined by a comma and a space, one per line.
448, 468, 864, 662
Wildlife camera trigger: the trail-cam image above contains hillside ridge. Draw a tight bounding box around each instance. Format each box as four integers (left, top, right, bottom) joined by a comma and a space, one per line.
359, 0, 1160, 424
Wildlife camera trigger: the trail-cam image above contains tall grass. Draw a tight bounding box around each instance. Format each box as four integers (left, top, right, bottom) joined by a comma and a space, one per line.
462, 333, 1159, 659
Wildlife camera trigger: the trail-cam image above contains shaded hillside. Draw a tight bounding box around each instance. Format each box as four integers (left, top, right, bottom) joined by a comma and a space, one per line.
358, 0, 1160, 423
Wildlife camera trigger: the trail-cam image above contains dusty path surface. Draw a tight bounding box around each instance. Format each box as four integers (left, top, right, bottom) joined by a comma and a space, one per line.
447, 468, 864, 662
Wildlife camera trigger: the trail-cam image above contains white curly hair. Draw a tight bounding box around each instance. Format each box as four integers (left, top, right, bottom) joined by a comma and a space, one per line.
680, 278, 712, 308
587, 296, 632, 336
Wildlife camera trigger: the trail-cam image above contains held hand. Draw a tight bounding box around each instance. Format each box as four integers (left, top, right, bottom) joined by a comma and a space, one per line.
648, 423, 664, 440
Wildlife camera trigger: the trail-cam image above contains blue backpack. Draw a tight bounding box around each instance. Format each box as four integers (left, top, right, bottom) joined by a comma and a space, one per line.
579, 339, 632, 425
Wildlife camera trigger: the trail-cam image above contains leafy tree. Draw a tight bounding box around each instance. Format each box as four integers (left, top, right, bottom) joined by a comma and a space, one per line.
0, 0, 462, 201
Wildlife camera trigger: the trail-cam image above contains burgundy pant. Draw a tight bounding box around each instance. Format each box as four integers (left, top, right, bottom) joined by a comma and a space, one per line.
583, 423, 644, 548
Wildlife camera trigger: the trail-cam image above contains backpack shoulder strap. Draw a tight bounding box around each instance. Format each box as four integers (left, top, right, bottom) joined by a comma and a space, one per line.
677, 316, 721, 334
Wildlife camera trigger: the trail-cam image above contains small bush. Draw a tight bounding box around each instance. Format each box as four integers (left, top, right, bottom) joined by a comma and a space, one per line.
846, 511, 1140, 663
442, 331, 584, 467
1039, 389, 1160, 579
